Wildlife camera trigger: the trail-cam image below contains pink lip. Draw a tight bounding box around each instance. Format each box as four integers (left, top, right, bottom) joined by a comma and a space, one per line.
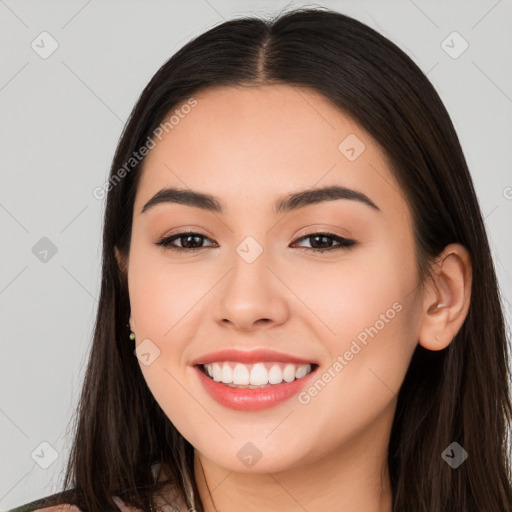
193, 364, 319, 411
189, 348, 318, 366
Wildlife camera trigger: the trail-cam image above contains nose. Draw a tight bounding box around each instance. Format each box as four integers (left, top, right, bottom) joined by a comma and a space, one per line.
214, 249, 290, 333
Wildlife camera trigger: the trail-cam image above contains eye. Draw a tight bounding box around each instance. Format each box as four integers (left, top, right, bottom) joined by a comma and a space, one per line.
291, 232, 357, 253
155, 230, 356, 254
155, 231, 216, 253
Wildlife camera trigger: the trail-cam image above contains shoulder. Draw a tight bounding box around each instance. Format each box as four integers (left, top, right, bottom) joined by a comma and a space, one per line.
5, 504, 80, 512
5, 490, 81, 512
33, 507, 80, 512
9, 496, 148, 512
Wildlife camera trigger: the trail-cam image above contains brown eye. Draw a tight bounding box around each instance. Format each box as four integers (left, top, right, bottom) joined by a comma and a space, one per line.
291, 233, 356, 252
154, 231, 356, 254
155, 232, 216, 252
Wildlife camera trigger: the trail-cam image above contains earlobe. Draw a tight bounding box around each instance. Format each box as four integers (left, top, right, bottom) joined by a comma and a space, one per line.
115, 246, 133, 330
114, 245, 130, 295
115, 246, 128, 274
115, 246, 123, 270
128, 312, 135, 332
418, 243, 472, 351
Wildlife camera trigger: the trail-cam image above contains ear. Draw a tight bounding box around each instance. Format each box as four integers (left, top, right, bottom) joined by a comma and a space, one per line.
115, 245, 128, 275
114, 245, 133, 324
418, 243, 472, 351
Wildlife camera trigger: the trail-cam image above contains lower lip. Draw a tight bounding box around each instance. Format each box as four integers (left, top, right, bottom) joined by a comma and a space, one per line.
193, 365, 318, 411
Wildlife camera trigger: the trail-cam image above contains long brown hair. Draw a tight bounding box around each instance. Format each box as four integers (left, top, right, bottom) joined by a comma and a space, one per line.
36, 6, 511, 511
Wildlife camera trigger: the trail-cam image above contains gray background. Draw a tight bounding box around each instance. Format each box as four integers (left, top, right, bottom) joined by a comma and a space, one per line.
1, 0, 511, 508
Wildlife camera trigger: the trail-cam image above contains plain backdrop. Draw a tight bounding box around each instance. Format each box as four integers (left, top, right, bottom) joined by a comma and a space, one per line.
1, 0, 511, 508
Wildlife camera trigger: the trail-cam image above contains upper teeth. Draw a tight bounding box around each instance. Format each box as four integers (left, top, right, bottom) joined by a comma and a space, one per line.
203, 362, 313, 385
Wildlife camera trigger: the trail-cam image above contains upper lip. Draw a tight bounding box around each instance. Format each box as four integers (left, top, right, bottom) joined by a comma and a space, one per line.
190, 348, 318, 366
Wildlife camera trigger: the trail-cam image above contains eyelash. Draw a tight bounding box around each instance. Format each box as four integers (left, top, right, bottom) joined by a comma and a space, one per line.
155, 230, 357, 254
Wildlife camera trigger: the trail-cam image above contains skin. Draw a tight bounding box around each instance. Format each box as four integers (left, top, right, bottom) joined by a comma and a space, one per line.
115, 84, 472, 512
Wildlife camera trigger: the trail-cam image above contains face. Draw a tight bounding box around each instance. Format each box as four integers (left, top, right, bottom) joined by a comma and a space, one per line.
121, 84, 424, 474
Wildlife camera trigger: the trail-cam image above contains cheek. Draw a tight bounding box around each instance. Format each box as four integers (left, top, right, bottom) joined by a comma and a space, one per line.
293, 267, 418, 452
310, 239, 419, 387
299, 253, 410, 346
127, 246, 200, 429
128, 243, 205, 340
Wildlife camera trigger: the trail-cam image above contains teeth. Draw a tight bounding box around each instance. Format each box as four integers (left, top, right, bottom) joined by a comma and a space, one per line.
296, 365, 309, 379
282, 364, 296, 382
233, 363, 250, 385
250, 363, 268, 385
268, 365, 282, 384
221, 364, 233, 384
203, 362, 313, 386
212, 363, 222, 382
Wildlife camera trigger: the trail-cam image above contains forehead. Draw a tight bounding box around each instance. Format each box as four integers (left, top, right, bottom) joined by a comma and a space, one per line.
134, 84, 406, 218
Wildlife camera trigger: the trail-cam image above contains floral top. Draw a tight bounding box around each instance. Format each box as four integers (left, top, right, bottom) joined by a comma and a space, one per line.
5, 492, 195, 512
4, 495, 142, 512
5, 494, 189, 512
5, 463, 193, 512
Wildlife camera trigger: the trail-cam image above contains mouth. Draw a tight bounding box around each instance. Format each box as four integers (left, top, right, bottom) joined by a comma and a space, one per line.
195, 361, 319, 388
190, 348, 320, 411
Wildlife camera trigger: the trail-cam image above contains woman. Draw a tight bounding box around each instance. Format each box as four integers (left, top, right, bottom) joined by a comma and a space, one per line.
9, 6, 511, 512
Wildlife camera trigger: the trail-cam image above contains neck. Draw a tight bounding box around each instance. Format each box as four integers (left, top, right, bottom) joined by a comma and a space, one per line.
193, 408, 394, 512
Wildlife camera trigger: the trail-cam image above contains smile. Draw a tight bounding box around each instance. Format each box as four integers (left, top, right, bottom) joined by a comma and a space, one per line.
193, 361, 319, 411
201, 361, 314, 387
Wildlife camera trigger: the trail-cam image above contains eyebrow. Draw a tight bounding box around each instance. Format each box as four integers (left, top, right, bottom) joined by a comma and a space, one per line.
140, 185, 380, 215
